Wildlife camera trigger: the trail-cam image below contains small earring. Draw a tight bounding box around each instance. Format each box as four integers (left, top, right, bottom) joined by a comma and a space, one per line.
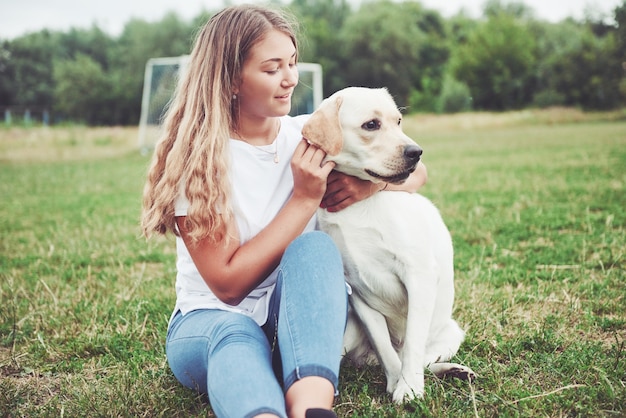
232, 94, 237, 100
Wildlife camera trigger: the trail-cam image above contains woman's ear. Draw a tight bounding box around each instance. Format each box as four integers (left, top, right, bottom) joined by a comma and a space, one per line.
302, 96, 343, 156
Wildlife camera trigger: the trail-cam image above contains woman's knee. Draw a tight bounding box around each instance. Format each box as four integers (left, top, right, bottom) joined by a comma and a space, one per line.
284, 231, 342, 272
210, 313, 268, 352
279, 232, 347, 305
166, 311, 268, 392
291, 230, 336, 251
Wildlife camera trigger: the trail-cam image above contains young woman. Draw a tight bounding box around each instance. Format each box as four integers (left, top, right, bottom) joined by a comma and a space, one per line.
141, 5, 426, 418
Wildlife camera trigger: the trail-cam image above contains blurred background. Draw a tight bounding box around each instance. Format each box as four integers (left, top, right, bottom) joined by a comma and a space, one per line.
0, 0, 625, 127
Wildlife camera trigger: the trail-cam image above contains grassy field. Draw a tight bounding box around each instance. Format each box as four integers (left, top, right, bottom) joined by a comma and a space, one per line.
1, 110, 624, 417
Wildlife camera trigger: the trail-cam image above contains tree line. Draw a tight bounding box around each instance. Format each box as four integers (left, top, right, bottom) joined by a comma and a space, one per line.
1, 0, 625, 126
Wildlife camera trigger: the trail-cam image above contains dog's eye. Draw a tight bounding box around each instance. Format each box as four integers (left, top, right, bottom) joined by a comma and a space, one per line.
362, 119, 381, 131
397, 118, 402, 126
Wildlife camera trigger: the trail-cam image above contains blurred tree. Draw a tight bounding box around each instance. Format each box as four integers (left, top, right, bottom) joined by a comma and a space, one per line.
446, 12, 479, 46
614, 1, 626, 101
0, 41, 14, 106
4, 30, 58, 109
108, 12, 196, 125
436, 75, 472, 113
53, 53, 111, 124
56, 26, 113, 70
550, 26, 622, 109
616, 1, 626, 55
339, 0, 449, 110
451, 12, 536, 110
530, 20, 582, 107
484, 0, 536, 20
409, 8, 452, 112
438, 12, 480, 113
1, 0, 624, 125
531, 8, 625, 110
288, 0, 352, 95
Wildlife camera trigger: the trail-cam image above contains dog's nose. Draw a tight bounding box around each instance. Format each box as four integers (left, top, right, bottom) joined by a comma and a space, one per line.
403, 145, 423, 163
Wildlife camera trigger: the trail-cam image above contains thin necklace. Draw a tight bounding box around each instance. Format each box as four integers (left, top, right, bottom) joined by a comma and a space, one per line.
234, 120, 281, 164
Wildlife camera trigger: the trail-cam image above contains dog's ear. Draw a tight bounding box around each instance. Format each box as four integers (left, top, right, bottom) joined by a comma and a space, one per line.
302, 96, 343, 156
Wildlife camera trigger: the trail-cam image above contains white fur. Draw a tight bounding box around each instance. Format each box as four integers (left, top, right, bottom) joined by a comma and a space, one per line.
303, 87, 474, 403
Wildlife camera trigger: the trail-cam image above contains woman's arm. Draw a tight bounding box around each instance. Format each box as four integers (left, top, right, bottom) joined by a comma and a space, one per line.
320, 160, 428, 212
178, 140, 335, 305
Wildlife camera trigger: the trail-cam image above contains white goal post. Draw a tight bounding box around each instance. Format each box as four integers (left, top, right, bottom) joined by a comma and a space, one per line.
138, 55, 323, 152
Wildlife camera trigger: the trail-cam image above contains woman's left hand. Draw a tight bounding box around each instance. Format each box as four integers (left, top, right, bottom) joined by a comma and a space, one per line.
320, 171, 381, 212
320, 161, 428, 212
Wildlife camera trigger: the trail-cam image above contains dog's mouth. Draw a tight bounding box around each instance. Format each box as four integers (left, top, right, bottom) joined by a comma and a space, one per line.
365, 166, 416, 184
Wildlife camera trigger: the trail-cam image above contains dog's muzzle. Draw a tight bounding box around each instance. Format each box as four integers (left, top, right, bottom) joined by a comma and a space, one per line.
364, 144, 423, 184
404, 144, 423, 165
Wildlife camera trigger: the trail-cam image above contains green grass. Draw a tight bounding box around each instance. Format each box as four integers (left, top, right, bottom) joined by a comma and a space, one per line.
1, 115, 624, 417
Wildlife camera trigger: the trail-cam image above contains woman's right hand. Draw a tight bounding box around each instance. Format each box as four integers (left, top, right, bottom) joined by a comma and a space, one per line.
290, 139, 335, 204
179, 140, 335, 306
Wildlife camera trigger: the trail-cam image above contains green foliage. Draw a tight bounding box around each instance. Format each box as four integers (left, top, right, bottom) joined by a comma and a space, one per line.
56, 26, 115, 70
53, 54, 111, 124
339, 1, 449, 108
105, 12, 198, 125
530, 20, 581, 107
552, 28, 622, 110
451, 13, 537, 110
0, 12, 198, 125
4, 31, 58, 108
289, 0, 352, 94
484, 0, 537, 20
0, 0, 625, 124
435, 76, 472, 113
339, 0, 425, 105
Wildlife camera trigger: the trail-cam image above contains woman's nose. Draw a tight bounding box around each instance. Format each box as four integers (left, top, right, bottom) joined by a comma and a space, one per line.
283, 67, 299, 87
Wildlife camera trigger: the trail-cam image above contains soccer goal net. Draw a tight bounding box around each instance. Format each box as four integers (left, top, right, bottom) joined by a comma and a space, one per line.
138, 55, 323, 153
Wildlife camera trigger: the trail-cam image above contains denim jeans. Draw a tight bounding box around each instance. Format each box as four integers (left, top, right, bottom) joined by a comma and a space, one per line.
166, 231, 348, 418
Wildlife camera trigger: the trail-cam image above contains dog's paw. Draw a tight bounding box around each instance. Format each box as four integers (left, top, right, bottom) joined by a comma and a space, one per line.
391, 375, 424, 404
428, 362, 477, 381
385, 375, 399, 394
384, 364, 403, 394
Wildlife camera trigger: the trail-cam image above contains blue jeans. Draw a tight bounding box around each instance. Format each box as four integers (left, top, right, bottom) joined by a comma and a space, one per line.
166, 231, 348, 418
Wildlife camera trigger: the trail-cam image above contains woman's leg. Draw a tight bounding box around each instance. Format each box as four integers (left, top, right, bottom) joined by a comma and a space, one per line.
265, 231, 348, 417
167, 309, 287, 418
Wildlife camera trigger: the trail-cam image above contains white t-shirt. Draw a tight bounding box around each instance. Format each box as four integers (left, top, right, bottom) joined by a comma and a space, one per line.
172, 114, 316, 325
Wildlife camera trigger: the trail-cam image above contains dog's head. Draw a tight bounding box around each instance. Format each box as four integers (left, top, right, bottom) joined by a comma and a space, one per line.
302, 87, 422, 184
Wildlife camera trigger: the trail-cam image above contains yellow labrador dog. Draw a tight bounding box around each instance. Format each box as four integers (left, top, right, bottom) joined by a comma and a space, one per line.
303, 87, 474, 403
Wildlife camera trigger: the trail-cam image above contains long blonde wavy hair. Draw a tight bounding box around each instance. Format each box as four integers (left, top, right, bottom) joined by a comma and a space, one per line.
141, 4, 299, 243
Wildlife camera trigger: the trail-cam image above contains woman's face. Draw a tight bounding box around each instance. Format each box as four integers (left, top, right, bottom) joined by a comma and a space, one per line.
236, 29, 299, 120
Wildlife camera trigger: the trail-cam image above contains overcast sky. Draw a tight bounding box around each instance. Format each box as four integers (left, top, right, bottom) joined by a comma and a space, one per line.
0, 0, 621, 40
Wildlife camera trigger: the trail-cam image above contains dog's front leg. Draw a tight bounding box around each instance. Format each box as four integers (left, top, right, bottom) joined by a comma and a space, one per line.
393, 269, 438, 403
350, 294, 402, 393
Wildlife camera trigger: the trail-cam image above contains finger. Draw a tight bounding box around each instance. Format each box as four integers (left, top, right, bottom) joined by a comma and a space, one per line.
322, 184, 346, 205
326, 170, 341, 185
293, 138, 309, 160
325, 195, 351, 212
320, 160, 336, 176
302, 143, 326, 164
321, 190, 339, 208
